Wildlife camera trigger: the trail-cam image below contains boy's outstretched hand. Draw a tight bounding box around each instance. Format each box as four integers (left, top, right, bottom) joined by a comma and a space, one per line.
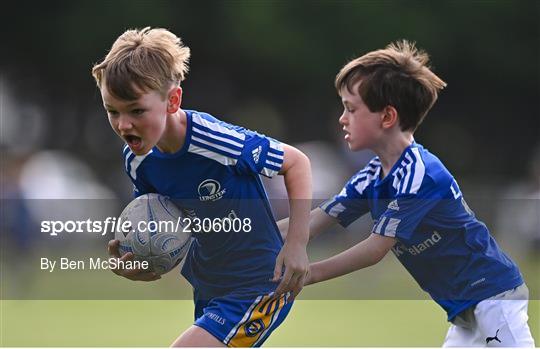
272, 241, 309, 298
107, 239, 161, 281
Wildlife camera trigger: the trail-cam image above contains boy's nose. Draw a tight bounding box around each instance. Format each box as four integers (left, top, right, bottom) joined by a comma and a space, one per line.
339, 113, 347, 125
117, 115, 133, 131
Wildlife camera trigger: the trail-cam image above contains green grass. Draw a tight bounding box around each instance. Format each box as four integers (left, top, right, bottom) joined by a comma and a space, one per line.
1, 244, 538, 346
1, 300, 538, 346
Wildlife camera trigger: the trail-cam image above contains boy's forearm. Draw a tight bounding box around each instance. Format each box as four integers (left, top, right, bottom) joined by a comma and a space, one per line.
282, 150, 311, 245
309, 234, 395, 284
278, 208, 338, 241
310, 242, 377, 283
276, 218, 289, 239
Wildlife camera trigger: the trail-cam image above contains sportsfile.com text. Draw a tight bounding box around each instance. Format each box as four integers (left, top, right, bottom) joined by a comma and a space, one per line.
41, 216, 252, 237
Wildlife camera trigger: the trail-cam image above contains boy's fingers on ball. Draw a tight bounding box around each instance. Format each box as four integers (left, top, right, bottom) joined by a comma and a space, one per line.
119, 252, 134, 262
107, 240, 121, 257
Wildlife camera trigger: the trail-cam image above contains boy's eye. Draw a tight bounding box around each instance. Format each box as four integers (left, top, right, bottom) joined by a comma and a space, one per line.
342, 103, 355, 113
132, 109, 145, 115
107, 110, 119, 116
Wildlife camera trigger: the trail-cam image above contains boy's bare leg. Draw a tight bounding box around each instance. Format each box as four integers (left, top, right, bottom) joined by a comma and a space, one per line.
171, 325, 225, 347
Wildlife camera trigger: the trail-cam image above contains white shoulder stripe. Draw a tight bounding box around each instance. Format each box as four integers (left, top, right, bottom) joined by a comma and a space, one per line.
191, 136, 242, 156
354, 166, 380, 195
188, 144, 238, 166
391, 148, 426, 195
192, 113, 246, 142
408, 147, 425, 194
398, 153, 414, 193
192, 125, 244, 149
393, 166, 406, 192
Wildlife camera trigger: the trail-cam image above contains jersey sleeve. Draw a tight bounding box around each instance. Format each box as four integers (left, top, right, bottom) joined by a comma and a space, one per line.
319, 169, 375, 227
234, 131, 285, 178
372, 175, 444, 241
189, 112, 284, 178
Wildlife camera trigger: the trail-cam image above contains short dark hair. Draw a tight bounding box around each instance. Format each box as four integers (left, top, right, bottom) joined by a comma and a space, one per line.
335, 40, 446, 131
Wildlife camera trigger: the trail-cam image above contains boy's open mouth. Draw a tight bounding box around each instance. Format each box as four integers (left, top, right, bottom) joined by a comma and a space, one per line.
124, 135, 143, 150
343, 129, 351, 141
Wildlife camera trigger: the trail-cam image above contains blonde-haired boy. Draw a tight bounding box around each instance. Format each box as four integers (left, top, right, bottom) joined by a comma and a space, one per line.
281, 40, 534, 347
92, 27, 311, 347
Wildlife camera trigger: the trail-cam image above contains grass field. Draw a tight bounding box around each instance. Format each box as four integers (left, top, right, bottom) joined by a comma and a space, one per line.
1, 300, 538, 346
1, 241, 538, 346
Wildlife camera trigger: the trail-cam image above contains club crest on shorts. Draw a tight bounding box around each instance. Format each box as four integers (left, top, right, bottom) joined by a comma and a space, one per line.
198, 179, 226, 201
244, 319, 265, 337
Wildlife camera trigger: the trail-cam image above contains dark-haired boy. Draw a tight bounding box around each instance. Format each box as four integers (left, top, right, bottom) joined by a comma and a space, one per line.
281, 41, 534, 347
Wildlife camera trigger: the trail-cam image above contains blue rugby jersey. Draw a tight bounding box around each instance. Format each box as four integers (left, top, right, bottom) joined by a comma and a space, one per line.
320, 142, 523, 320
122, 110, 285, 300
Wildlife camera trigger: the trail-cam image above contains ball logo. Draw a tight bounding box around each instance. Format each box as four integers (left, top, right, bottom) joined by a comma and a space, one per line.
197, 179, 226, 201
244, 319, 265, 337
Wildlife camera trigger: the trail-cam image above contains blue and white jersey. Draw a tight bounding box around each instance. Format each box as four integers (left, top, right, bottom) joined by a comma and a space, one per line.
122, 110, 285, 300
321, 142, 523, 320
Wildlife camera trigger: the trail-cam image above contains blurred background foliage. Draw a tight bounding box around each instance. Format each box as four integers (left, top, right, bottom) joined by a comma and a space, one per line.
1, 0, 539, 180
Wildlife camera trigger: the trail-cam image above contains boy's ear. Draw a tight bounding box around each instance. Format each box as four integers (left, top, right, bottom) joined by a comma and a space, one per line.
381, 106, 399, 129
167, 87, 182, 114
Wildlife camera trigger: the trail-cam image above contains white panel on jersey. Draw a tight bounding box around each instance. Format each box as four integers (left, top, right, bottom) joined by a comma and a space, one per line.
126, 150, 153, 181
